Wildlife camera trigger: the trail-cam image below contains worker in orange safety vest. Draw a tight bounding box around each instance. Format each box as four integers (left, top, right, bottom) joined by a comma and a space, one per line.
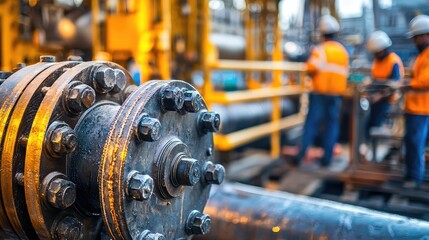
360, 30, 404, 160
402, 15, 429, 188
292, 15, 349, 167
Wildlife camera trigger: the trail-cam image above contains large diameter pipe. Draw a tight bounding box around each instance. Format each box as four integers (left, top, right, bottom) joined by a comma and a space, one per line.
200, 183, 429, 240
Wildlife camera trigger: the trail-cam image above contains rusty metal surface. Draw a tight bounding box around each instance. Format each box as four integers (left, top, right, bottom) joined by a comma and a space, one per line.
99, 80, 215, 239
0, 59, 219, 239
0, 62, 55, 239
2, 61, 79, 239
201, 182, 429, 240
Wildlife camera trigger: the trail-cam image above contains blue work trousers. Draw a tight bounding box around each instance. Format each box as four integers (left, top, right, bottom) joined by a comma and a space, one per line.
366, 99, 390, 140
298, 93, 342, 165
404, 113, 429, 183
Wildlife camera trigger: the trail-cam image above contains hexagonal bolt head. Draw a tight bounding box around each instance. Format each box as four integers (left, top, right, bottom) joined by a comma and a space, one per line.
93, 66, 116, 93
161, 86, 184, 111
54, 216, 83, 240
138, 230, 166, 240
182, 90, 202, 113
204, 161, 225, 185
136, 114, 161, 142
49, 124, 78, 155
65, 83, 96, 114
126, 172, 154, 201
174, 158, 201, 186
110, 69, 127, 94
186, 210, 211, 235
199, 112, 221, 133
40, 55, 56, 62
47, 178, 76, 209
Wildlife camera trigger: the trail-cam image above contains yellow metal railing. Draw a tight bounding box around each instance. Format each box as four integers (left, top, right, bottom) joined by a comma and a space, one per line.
204, 60, 306, 157
201, 0, 307, 159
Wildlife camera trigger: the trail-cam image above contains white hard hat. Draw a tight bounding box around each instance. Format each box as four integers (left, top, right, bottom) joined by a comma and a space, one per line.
366, 31, 392, 53
318, 15, 340, 34
407, 15, 429, 38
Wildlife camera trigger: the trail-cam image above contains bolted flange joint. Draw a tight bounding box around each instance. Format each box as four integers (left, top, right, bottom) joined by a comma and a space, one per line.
185, 210, 211, 235
203, 161, 225, 185
54, 216, 83, 240
199, 111, 221, 133
46, 121, 78, 157
160, 86, 184, 111
173, 157, 201, 186
135, 114, 162, 142
126, 171, 154, 201
64, 81, 96, 115
182, 90, 202, 113
46, 178, 77, 209
138, 230, 166, 240
92, 66, 116, 93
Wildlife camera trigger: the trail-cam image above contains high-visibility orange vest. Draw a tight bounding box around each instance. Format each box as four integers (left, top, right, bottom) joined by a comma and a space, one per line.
306, 41, 349, 95
405, 47, 429, 115
371, 52, 404, 80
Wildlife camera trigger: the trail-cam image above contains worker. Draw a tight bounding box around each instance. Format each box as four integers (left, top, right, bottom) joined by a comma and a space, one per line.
292, 15, 349, 167
402, 15, 429, 188
361, 31, 404, 159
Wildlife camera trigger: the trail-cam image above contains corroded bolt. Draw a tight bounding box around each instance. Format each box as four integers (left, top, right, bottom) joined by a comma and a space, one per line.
48, 123, 77, 155
204, 161, 225, 185
186, 210, 211, 235
126, 171, 154, 201
92, 66, 115, 93
40, 55, 56, 62
138, 230, 166, 240
183, 90, 202, 113
174, 158, 201, 186
65, 83, 96, 114
161, 86, 184, 111
199, 112, 221, 133
47, 178, 76, 209
136, 114, 161, 142
110, 69, 127, 94
54, 216, 83, 240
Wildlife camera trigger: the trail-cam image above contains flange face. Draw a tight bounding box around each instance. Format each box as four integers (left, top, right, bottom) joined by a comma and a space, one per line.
1, 62, 79, 239
23, 61, 132, 239
99, 80, 215, 240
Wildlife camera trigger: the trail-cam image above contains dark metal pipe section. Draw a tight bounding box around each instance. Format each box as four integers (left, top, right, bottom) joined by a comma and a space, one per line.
200, 183, 429, 240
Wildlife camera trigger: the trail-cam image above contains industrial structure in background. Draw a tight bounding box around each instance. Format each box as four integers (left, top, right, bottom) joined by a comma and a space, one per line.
1, 0, 429, 239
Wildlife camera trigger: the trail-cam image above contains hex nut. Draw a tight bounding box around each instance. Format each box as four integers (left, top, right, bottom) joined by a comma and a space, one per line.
126, 172, 154, 201
54, 216, 83, 240
47, 178, 76, 209
93, 66, 115, 93
161, 86, 184, 111
183, 90, 202, 113
204, 162, 225, 185
110, 69, 127, 94
174, 158, 201, 186
186, 210, 211, 235
40, 55, 56, 62
48, 123, 77, 156
199, 112, 221, 133
136, 114, 161, 142
65, 82, 96, 114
